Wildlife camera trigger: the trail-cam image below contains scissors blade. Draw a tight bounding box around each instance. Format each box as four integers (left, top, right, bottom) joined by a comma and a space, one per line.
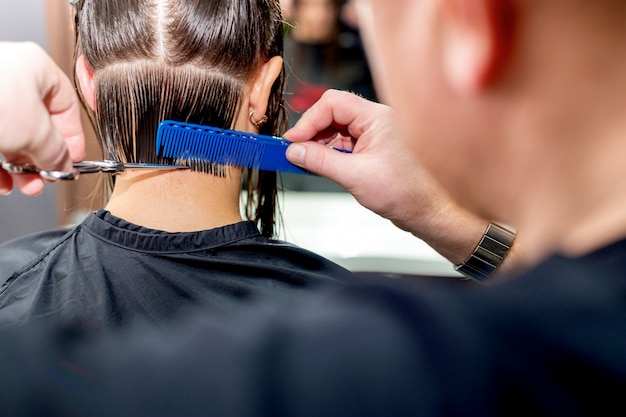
118, 163, 190, 170
72, 160, 190, 174
2, 160, 189, 181
73, 161, 190, 175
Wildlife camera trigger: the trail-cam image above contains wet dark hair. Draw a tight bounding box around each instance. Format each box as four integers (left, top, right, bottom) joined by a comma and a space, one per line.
72, 0, 286, 238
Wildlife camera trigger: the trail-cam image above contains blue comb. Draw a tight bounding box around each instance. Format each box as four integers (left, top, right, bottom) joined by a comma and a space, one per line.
156, 120, 343, 175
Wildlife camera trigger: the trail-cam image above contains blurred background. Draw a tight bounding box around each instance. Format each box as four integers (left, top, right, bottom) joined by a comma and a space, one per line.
0, 0, 457, 279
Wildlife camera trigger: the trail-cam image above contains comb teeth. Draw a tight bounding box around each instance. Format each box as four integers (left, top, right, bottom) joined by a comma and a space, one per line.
156, 121, 310, 174
157, 122, 265, 169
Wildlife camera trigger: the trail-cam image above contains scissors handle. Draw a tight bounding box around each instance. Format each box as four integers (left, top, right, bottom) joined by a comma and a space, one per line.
1, 161, 80, 181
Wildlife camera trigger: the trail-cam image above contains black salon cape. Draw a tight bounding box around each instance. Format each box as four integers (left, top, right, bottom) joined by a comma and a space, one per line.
1, 237, 626, 416
0, 209, 355, 329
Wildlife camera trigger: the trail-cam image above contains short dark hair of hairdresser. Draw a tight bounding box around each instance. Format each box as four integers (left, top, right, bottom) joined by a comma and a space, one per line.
72, 0, 287, 238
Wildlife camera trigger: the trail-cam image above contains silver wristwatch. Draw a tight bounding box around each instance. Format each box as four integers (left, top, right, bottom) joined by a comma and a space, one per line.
454, 222, 516, 281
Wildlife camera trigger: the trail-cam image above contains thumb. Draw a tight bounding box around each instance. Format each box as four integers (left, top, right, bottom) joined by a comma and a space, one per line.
46, 67, 87, 165
286, 142, 351, 186
26, 117, 73, 172
26, 49, 86, 171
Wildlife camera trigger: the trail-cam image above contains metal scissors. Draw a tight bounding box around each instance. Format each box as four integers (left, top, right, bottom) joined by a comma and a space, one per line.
1, 160, 189, 181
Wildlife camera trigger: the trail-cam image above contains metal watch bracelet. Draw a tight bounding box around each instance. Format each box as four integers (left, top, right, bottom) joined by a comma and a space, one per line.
454, 222, 516, 281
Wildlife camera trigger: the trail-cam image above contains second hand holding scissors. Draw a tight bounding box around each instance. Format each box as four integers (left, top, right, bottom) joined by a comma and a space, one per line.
0, 160, 190, 181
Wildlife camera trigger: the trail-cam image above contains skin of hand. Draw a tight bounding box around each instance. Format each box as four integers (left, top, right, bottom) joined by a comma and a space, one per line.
0, 42, 86, 196
285, 89, 492, 266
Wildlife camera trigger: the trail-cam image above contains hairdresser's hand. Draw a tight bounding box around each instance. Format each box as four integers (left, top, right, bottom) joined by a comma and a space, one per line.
285, 90, 489, 265
0, 42, 86, 196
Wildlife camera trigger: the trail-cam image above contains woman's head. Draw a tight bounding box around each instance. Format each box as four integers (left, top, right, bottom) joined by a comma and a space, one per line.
71, 0, 286, 237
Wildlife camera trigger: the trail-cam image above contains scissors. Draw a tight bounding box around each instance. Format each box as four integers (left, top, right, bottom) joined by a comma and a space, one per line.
0, 160, 189, 181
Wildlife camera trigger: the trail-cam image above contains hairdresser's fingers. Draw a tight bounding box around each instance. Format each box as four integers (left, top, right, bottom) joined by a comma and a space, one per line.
47, 89, 87, 165
0, 42, 86, 196
45, 65, 87, 164
286, 141, 356, 186
9, 173, 46, 196
287, 134, 432, 233
287, 90, 393, 187
286, 91, 396, 186
285, 90, 384, 144
286, 92, 451, 238
28, 44, 86, 170
0, 42, 85, 172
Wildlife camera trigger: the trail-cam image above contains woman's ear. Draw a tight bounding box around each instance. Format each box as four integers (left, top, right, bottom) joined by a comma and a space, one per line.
439, 0, 514, 94
75, 54, 96, 110
247, 56, 283, 129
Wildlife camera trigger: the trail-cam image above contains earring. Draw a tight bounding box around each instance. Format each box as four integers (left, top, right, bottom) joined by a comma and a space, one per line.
249, 109, 268, 128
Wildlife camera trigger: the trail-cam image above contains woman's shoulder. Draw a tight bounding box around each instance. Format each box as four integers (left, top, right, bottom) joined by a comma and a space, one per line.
239, 237, 358, 283
0, 227, 74, 285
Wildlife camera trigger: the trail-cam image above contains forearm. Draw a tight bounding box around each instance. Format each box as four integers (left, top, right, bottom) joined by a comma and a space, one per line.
411, 202, 490, 267
400, 201, 528, 280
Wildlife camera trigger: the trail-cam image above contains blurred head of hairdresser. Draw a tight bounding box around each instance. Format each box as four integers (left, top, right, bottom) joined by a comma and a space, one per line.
73, 0, 285, 236
356, 0, 626, 264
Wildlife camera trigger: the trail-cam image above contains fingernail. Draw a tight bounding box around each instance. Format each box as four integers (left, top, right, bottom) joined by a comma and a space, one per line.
0, 187, 12, 196
286, 143, 306, 165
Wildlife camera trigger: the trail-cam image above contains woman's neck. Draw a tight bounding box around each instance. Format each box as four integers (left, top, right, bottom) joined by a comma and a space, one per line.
104, 168, 244, 232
